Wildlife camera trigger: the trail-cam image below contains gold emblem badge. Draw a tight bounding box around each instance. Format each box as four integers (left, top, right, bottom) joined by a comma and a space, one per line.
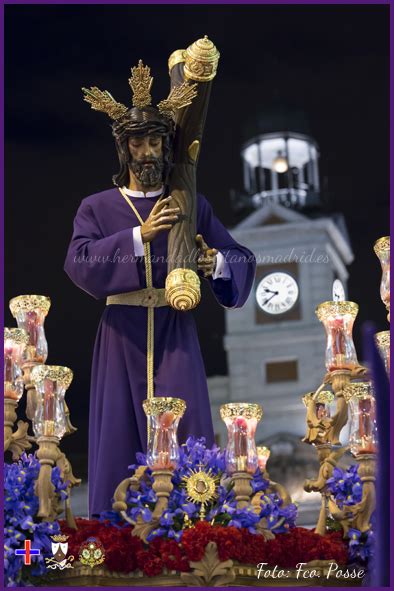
78, 537, 105, 568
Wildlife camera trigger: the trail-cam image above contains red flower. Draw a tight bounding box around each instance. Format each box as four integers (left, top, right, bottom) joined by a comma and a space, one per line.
58, 519, 348, 576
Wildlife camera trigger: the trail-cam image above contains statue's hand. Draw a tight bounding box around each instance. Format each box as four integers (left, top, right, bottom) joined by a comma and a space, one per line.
141, 196, 180, 243
196, 234, 218, 277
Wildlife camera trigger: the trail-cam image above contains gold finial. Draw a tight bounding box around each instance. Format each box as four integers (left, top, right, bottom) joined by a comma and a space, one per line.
184, 36, 220, 82
129, 60, 153, 109
82, 87, 128, 120
158, 81, 198, 119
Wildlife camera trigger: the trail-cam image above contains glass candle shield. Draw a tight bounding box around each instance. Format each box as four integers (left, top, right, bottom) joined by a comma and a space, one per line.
375, 330, 390, 375
374, 236, 390, 314
220, 403, 263, 474
31, 365, 73, 438
316, 301, 359, 372
143, 397, 186, 470
344, 382, 377, 456
4, 328, 29, 401
9, 295, 51, 364
256, 446, 271, 472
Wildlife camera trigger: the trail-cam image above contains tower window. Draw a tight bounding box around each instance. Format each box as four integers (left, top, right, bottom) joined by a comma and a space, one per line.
266, 360, 298, 383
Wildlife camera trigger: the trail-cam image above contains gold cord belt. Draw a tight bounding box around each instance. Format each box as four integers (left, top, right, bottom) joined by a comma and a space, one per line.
116, 187, 162, 440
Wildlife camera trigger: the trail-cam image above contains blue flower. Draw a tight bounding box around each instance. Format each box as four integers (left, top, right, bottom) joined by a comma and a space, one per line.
327, 464, 363, 508
347, 527, 374, 563
4, 454, 64, 586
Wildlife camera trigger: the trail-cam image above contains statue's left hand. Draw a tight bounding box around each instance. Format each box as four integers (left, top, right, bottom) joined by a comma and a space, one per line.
196, 234, 218, 277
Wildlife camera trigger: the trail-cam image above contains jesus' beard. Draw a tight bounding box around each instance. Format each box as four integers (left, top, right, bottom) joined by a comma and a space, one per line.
129, 156, 164, 188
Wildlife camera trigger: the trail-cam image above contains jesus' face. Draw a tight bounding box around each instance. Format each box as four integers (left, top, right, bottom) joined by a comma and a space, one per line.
127, 134, 164, 188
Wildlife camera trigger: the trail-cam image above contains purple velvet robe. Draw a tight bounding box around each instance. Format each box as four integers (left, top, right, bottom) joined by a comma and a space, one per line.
64, 187, 256, 516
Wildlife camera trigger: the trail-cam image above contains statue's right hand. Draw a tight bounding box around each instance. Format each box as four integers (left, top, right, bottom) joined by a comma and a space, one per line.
140, 196, 180, 243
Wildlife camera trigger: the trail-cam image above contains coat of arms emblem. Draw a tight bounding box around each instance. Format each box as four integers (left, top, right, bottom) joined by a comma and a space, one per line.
45, 534, 74, 570
78, 537, 105, 568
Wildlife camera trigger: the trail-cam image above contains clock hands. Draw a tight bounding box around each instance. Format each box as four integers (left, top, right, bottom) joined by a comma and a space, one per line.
261, 291, 279, 306
264, 288, 278, 294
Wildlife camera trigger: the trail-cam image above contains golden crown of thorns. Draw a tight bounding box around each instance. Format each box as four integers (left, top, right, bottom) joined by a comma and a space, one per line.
82, 60, 198, 122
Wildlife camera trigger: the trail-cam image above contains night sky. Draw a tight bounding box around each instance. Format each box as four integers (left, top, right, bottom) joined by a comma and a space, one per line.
5, 4, 389, 462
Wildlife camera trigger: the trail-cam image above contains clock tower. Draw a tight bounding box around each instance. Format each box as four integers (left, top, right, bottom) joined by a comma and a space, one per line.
208, 132, 354, 447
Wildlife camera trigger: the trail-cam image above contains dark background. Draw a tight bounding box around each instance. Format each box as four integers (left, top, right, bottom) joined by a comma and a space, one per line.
5, 4, 389, 469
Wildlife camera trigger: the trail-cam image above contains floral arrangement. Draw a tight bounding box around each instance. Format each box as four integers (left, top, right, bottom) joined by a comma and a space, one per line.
327, 463, 374, 564
3, 453, 68, 587
104, 437, 298, 542
60, 518, 349, 577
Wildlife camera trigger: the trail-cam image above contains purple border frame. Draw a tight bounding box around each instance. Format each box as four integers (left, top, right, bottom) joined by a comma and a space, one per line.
1, 1, 392, 590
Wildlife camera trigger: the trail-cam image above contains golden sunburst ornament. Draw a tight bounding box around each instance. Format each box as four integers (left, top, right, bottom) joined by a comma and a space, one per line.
182, 465, 220, 520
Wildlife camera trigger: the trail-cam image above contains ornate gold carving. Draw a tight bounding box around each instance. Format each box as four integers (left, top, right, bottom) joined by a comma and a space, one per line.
188, 139, 200, 162
113, 466, 148, 514
129, 60, 153, 109
220, 402, 263, 421
158, 81, 198, 120
4, 327, 29, 345
168, 49, 186, 72
180, 541, 236, 587
373, 235, 390, 256
9, 294, 51, 316
316, 300, 359, 321
165, 268, 201, 311
31, 365, 73, 389
375, 330, 390, 350
4, 399, 33, 458
304, 444, 348, 536
142, 396, 186, 417
81, 87, 128, 120
34, 559, 364, 586
184, 36, 220, 82
342, 381, 373, 402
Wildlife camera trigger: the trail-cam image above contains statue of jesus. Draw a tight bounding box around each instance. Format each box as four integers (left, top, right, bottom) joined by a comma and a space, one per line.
64, 60, 256, 517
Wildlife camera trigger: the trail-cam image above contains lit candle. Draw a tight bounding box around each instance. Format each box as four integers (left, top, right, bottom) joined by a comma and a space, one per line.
4, 328, 29, 401
220, 403, 263, 474
143, 397, 186, 471
316, 301, 359, 372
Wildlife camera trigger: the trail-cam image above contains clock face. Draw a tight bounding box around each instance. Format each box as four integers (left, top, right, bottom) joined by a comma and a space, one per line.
256, 272, 299, 315
332, 279, 346, 301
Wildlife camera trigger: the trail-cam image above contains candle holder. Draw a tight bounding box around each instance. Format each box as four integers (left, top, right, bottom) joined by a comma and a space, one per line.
127, 397, 186, 542
302, 382, 351, 536
374, 236, 390, 321
316, 301, 359, 372
31, 365, 80, 525
375, 330, 390, 376
4, 328, 33, 458
220, 402, 262, 508
9, 295, 51, 420
328, 382, 377, 535
343, 382, 377, 457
